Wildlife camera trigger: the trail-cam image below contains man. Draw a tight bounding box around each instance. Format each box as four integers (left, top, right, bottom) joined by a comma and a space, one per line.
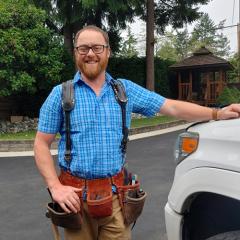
34, 25, 240, 240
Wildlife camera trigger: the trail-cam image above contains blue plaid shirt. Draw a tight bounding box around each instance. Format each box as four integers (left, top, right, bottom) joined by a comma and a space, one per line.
38, 72, 166, 179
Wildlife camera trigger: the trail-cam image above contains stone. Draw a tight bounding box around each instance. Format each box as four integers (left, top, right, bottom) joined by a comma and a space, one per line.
0, 117, 38, 133
10, 116, 23, 123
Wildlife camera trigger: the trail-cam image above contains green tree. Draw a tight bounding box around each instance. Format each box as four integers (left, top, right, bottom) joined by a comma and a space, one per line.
217, 87, 240, 105
228, 54, 240, 83
154, 0, 210, 33
190, 13, 230, 56
30, 0, 143, 55
0, 0, 65, 96
174, 28, 191, 60
156, 32, 177, 61
157, 40, 177, 61
156, 14, 231, 61
31, 0, 211, 92
119, 26, 139, 57
156, 28, 190, 61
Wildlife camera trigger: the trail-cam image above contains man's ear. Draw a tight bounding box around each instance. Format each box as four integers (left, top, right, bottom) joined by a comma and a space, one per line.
74, 48, 77, 58
107, 48, 111, 58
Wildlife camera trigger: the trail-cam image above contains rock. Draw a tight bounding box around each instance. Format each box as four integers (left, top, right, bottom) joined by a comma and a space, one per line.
0, 117, 39, 133
10, 116, 24, 123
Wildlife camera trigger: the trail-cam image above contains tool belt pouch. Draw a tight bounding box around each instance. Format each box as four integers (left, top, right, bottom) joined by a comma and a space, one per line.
123, 189, 147, 225
118, 182, 147, 225
87, 178, 113, 218
46, 202, 82, 229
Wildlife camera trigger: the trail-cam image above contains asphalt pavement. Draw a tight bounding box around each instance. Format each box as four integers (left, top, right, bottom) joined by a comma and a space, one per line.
0, 127, 186, 240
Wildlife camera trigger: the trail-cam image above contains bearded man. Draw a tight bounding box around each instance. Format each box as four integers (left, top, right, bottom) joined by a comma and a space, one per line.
34, 25, 240, 240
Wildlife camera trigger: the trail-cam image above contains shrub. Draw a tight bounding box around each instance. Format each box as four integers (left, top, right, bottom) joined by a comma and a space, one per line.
217, 87, 240, 105
0, 0, 66, 96
107, 57, 174, 97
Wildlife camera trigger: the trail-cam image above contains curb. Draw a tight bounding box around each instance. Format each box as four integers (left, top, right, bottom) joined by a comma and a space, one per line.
0, 120, 188, 152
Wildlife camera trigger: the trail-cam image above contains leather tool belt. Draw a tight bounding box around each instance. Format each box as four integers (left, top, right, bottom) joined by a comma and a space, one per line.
47, 169, 147, 228
59, 170, 124, 218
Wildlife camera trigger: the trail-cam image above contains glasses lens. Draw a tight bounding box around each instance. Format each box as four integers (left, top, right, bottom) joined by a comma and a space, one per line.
92, 45, 104, 54
77, 46, 89, 54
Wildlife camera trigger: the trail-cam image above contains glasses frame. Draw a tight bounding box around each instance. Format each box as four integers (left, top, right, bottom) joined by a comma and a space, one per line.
75, 44, 109, 55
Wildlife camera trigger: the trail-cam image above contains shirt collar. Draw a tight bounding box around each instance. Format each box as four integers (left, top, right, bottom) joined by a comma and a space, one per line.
72, 71, 114, 85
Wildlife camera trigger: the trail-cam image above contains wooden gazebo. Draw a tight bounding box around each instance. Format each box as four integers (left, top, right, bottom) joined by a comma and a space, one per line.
170, 47, 233, 106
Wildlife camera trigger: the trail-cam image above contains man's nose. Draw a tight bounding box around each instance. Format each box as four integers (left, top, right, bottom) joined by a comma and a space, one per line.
86, 48, 95, 56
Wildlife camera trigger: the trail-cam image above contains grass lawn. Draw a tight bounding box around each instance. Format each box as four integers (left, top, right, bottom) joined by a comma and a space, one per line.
0, 130, 37, 140
130, 115, 176, 128
0, 115, 177, 140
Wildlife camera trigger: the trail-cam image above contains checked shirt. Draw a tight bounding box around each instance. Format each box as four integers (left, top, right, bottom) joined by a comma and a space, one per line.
38, 72, 166, 179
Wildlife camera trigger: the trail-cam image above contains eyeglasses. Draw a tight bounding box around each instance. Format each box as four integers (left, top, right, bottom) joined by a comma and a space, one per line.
75, 44, 109, 55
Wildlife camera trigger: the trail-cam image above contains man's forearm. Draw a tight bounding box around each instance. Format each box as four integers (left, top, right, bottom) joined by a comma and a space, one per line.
34, 138, 61, 189
34, 136, 82, 213
160, 99, 240, 122
160, 99, 213, 121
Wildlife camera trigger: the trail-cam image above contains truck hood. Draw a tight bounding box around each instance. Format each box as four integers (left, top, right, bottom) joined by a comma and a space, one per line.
174, 118, 240, 179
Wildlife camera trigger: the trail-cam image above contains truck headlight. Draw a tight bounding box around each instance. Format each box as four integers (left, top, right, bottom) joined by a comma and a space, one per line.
175, 131, 199, 164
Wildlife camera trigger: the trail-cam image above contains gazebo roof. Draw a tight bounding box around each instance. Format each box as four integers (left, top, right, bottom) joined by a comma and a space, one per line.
170, 47, 233, 70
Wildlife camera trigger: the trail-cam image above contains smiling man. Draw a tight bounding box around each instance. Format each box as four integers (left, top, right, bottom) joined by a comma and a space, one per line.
75, 28, 110, 85
34, 25, 240, 240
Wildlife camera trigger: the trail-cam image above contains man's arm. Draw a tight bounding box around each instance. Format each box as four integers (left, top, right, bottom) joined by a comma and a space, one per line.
160, 99, 240, 121
34, 131, 81, 213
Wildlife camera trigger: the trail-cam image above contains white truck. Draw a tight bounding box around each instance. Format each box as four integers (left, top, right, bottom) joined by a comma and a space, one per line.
165, 118, 240, 240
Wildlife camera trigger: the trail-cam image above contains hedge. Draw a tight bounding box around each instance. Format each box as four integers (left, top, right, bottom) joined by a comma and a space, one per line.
108, 57, 174, 97
1, 57, 174, 119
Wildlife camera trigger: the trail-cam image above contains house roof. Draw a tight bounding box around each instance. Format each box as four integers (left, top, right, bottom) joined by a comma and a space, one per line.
170, 47, 233, 71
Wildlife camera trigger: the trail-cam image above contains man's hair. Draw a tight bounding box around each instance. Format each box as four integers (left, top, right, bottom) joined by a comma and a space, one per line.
74, 25, 110, 47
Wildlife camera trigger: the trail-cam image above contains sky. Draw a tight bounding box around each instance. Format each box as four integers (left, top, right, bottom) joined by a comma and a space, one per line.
128, 0, 239, 54
200, 0, 239, 53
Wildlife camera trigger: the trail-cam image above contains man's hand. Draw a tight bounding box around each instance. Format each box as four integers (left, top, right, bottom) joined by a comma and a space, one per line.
218, 104, 240, 120
49, 183, 82, 213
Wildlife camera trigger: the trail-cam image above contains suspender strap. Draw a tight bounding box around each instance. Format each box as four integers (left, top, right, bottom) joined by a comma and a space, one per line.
64, 111, 71, 161
120, 103, 128, 155
110, 79, 128, 155
62, 80, 75, 162
61, 78, 128, 162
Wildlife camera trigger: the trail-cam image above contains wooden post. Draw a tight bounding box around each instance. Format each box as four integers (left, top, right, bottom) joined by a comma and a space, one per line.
206, 72, 210, 106
217, 70, 224, 98
178, 72, 182, 100
221, 70, 225, 91
189, 71, 193, 101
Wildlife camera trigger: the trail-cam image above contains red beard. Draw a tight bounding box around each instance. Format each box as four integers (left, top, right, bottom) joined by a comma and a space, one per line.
77, 54, 109, 80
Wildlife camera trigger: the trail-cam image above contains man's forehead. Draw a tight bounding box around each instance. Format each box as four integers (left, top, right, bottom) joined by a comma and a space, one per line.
77, 30, 106, 44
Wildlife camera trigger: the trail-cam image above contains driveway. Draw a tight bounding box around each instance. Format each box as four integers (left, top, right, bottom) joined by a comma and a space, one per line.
0, 130, 182, 240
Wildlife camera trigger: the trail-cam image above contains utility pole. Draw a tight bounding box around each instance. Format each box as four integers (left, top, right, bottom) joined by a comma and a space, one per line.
238, 0, 240, 55
238, 24, 240, 55
238, 0, 240, 82
146, 0, 155, 91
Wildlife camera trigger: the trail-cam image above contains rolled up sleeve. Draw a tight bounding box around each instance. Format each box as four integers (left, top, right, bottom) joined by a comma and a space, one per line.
38, 85, 63, 134
124, 79, 166, 117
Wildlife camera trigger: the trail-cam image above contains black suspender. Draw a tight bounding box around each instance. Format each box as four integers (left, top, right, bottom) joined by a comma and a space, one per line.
61, 79, 128, 163
110, 79, 129, 156
61, 80, 75, 162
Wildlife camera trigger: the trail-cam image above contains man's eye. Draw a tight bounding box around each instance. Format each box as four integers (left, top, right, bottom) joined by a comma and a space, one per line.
93, 46, 102, 50
79, 46, 88, 51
